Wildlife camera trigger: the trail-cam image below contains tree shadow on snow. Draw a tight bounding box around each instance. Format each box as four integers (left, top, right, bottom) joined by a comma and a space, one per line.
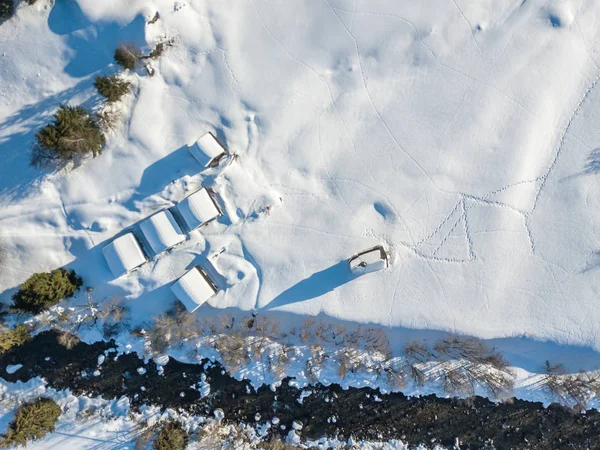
579, 250, 600, 273
560, 147, 600, 183
0, 80, 94, 202
264, 261, 354, 310
48, 0, 147, 78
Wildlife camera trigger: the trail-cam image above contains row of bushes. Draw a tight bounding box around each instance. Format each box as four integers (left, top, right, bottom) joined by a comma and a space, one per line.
137, 308, 600, 410
5, 280, 599, 412
30, 38, 173, 168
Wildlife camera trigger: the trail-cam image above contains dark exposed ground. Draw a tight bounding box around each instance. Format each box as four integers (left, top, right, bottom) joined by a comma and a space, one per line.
1, 331, 599, 449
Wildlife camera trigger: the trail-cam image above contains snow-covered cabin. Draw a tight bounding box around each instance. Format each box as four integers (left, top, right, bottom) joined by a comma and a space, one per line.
188, 132, 227, 168
139, 210, 186, 255
176, 188, 222, 230
171, 266, 218, 312
102, 233, 147, 278
348, 245, 389, 275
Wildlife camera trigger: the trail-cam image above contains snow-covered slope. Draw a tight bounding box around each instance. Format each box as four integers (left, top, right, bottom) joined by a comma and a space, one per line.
2, 0, 600, 350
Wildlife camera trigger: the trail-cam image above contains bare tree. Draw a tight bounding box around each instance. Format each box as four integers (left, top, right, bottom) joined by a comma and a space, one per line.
542, 361, 600, 410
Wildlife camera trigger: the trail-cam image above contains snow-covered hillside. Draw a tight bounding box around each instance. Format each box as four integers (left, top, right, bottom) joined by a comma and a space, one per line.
2, 0, 600, 353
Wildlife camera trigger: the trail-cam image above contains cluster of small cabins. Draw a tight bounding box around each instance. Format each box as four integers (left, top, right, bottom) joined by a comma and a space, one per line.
100, 132, 392, 314
102, 132, 227, 313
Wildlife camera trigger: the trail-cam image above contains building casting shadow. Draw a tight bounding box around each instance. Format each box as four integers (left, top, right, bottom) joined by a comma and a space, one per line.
125, 146, 202, 210
265, 261, 354, 310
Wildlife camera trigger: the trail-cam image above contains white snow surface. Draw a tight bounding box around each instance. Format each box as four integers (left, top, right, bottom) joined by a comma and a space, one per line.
102, 233, 147, 278
2, 0, 600, 355
171, 266, 217, 312
177, 187, 222, 230
139, 209, 186, 254
189, 132, 227, 167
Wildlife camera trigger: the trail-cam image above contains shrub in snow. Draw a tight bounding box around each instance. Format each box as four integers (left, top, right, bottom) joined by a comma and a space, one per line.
542, 361, 600, 411
145, 302, 200, 354
96, 108, 123, 133
148, 39, 174, 59
94, 75, 131, 103
0, 0, 13, 22
57, 331, 80, 350
0, 398, 61, 447
114, 43, 141, 70
257, 439, 302, 449
0, 325, 31, 354
402, 335, 514, 400
149, 42, 166, 59
152, 421, 188, 450
12, 269, 83, 314
32, 106, 105, 168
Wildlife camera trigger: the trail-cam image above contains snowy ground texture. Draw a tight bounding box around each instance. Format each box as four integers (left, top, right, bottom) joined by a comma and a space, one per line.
3, 0, 600, 381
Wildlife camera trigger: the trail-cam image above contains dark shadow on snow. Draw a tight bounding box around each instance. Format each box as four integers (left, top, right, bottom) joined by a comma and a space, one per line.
125, 145, 202, 210
580, 250, 600, 274
265, 261, 354, 310
561, 147, 600, 183
0, 80, 94, 202
48, 0, 147, 78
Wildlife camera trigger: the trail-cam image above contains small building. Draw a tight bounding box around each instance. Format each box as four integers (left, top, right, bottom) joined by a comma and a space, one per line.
177, 187, 222, 231
139, 210, 186, 255
171, 265, 218, 312
348, 245, 389, 275
102, 232, 147, 278
188, 132, 227, 168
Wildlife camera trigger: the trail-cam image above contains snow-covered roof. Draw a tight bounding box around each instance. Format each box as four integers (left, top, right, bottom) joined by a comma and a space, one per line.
102, 233, 147, 278
171, 266, 218, 312
349, 246, 388, 275
188, 132, 227, 167
139, 210, 186, 255
177, 188, 222, 230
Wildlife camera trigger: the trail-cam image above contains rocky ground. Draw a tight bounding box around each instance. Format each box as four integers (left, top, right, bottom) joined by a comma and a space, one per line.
1, 331, 599, 449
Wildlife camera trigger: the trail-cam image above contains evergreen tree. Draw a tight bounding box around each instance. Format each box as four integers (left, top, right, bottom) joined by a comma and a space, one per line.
0, 325, 31, 354
0, 0, 14, 22
94, 75, 131, 102
12, 269, 82, 314
153, 422, 188, 450
0, 398, 61, 447
114, 43, 141, 70
32, 105, 105, 167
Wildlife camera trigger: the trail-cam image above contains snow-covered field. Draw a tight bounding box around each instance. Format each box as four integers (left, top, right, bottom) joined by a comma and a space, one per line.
3, 0, 600, 374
